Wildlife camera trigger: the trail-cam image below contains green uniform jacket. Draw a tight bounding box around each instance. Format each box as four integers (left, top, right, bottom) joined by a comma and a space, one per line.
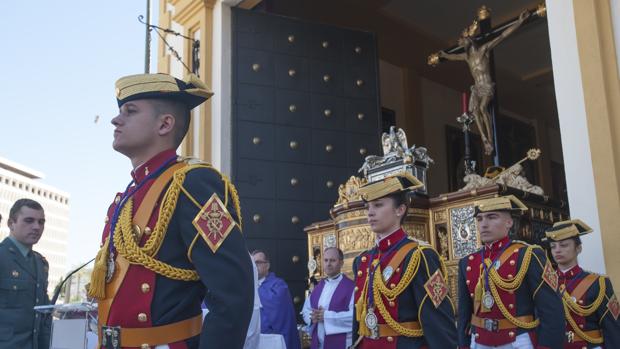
0, 237, 51, 349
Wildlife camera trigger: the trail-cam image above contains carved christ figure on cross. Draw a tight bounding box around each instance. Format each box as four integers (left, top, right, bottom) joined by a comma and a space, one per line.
439, 10, 529, 155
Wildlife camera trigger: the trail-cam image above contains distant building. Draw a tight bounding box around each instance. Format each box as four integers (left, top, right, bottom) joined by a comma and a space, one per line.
63, 268, 92, 303
0, 156, 70, 294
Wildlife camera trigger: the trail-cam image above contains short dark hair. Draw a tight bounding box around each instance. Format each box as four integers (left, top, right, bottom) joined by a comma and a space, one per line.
151, 99, 191, 147
251, 249, 270, 262
9, 199, 44, 223
324, 247, 344, 261
386, 191, 408, 207
386, 191, 408, 224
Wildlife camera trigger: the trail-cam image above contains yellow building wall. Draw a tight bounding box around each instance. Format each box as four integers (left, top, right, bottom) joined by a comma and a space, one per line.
573, 0, 620, 290
158, 0, 216, 162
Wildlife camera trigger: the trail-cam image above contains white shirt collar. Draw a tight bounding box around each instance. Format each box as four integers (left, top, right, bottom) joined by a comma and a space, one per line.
326, 273, 343, 283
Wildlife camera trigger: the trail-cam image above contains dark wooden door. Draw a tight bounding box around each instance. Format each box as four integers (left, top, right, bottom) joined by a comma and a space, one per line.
232, 8, 381, 316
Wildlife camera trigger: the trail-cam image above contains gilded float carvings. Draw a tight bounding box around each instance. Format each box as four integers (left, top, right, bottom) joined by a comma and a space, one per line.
445, 260, 460, 299
336, 176, 367, 206
338, 227, 375, 252
403, 223, 428, 242
450, 205, 479, 259
435, 225, 450, 259
434, 210, 447, 223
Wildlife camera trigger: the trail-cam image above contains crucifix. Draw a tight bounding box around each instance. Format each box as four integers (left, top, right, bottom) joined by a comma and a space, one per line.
429, 4, 546, 164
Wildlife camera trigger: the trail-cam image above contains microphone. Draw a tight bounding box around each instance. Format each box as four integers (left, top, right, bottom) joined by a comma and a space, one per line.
51, 257, 95, 305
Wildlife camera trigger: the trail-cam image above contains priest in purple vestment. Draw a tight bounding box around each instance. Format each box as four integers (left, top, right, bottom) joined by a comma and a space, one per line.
252, 250, 301, 349
302, 247, 354, 349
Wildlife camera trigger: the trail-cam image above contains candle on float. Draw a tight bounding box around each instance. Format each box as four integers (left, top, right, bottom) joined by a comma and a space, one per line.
461, 92, 468, 114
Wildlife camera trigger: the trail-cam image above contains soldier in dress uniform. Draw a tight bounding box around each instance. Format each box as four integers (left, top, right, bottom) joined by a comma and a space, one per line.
544, 219, 620, 349
351, 173, 457, 349
457, 195, 565, 349
0, 199, 51, 349
87, 73, 254, 349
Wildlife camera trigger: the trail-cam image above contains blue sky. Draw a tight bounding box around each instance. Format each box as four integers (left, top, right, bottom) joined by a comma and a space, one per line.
1, 1, 159, 266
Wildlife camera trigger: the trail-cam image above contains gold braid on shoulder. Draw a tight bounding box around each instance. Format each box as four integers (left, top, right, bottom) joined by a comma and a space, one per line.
113, 163, 243, 281
372, 247, 425, 337
562, 276, 606, 344
488, 245, 533, 290
177, 163, 243, 230
563, 276, 606, 316
485, 245, 539, 329
374, 247, 422, 300
488, 273, 540, 329
87, 162, 242, 298
114, 198, 198, 281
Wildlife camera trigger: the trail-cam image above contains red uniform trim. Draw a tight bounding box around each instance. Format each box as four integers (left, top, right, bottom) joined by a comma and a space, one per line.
465, 239, 524, 346
354, 229, 413, 349
103, 149, 188, 349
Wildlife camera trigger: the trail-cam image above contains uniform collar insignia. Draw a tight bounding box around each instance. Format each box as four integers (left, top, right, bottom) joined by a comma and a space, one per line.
484, 236, 510, 254
558, 264, 582, 279
377, 228, 406, 252
132, 149, 177, 183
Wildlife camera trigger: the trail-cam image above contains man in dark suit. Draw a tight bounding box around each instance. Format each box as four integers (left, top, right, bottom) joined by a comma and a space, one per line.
0, 198, 51, 349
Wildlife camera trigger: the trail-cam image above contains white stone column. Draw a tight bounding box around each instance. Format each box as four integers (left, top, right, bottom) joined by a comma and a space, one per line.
611, 0, 620, 77
211, 0, 241, 175
546, 0, 605, 273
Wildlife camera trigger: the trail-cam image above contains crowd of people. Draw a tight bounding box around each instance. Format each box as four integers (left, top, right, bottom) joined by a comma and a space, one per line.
1, 72, 618, 349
